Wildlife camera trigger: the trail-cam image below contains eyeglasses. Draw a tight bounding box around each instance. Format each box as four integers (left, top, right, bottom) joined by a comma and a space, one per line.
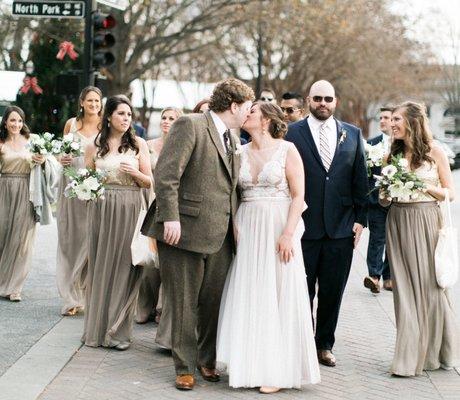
260, 96, 274, 102
281, 107, 300, 114
311, 96, 334, 103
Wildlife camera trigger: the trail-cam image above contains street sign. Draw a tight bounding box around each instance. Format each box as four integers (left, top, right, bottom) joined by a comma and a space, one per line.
12, 1, 85, 19
96, 0, 128, 11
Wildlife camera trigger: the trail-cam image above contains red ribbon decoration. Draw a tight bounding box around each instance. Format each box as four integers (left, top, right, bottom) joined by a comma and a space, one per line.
56, 41, 79, 61
20, 76, 44, 95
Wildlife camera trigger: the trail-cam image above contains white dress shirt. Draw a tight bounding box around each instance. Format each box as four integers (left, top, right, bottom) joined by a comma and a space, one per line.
308, 114, 337, 156
382, 132, 391, 152
210, 110, 228, 151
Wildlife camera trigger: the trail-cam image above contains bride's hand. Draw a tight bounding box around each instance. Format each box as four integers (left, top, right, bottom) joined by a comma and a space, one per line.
276, 234, 294, 264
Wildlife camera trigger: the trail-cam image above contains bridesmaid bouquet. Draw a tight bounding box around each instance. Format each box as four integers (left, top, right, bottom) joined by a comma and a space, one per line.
29, 132, 62, 156
374, 154, 426, 202
58, 134, 84, 156
364, 140, 386, 176
63, 167, 106, 201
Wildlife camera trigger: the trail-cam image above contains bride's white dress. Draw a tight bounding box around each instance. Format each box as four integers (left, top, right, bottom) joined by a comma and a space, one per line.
216, 140, 321, 389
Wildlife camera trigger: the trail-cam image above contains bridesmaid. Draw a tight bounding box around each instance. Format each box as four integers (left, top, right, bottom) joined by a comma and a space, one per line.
56, 86, 102, 316
136, 107, 182, 331
82, 95, 151, 350
0, 106, 45, 301
383, 101, 460, 376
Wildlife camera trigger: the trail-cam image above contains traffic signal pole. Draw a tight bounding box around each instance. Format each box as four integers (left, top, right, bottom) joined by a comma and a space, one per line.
83, 0, 96, 87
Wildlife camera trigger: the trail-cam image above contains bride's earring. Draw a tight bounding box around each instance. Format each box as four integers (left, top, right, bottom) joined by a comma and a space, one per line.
80, 107, 83, 113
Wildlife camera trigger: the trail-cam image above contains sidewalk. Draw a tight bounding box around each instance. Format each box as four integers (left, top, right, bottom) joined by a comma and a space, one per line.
9, 233, 460, 399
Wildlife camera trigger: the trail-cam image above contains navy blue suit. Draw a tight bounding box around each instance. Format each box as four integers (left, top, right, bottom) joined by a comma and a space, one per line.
366, 134, 390, 281
286, 116, 368, 350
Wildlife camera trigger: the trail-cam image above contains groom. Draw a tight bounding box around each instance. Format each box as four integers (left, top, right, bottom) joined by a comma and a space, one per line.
142, 78, 254, 390
285, 80, 368, 367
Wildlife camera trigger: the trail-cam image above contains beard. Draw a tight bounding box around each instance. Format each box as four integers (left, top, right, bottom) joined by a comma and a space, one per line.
309, 105, 334, 121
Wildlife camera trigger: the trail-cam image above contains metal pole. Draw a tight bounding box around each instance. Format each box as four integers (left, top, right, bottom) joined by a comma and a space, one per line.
83, 0, 96, 87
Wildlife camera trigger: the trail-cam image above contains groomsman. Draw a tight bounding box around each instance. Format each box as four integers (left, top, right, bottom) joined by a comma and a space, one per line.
285, 80, 368, 367
363, 106, 393, 293
280, 91, 305, 123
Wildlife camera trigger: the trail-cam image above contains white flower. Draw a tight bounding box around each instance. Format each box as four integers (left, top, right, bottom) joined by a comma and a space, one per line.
366, 142, 385, 166
43, 132, 54, 141
63, 134, 74, 143
70, 142, 81, 150
234, 143, 243, 155
83, 176, 100, 191
339, 129, 347, 145
388, 180, 412, 201
74, 184, 92, 201
404, 181, 414, 190
78, 168, 88, 176
381, 165, 397, 178
398, 158, 409, 169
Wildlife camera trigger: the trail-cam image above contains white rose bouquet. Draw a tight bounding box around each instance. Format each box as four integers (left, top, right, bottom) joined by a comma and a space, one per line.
58, 133, 84, 156
374, 154, 426, 202
364, 140, 386, 176
63, 167, 106, 201
28, 132, 62, 156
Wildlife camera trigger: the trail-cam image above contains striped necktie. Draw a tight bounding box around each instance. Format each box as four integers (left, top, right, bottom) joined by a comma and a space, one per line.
319, 123, 332, 171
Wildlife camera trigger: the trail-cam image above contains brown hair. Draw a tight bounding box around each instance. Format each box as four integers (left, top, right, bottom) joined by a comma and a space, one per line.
389, 101, 434, 169
256, 101, 288, 139
0, 106, 30, 141
76, 86, 103, 121
192, 98, 210, 113
209, 78, 255, 113
380, 105, 394, 113
95, 95, 139, 158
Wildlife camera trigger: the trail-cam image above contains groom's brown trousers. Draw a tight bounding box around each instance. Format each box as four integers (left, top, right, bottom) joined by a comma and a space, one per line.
158, 228, 233, 375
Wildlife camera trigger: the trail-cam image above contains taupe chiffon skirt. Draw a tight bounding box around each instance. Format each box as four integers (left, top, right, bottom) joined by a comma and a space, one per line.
82, 185, 143, 348
386, 201, 460, 376
56, 173, 88, 314
0, 174, 36, 297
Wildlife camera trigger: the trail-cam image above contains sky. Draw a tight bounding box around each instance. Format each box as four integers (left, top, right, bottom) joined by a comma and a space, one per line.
391, 0, 460, 64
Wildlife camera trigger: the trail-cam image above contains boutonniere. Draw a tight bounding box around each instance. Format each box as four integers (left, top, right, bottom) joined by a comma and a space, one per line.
234, 142, 243, 155
339, 129, 347, 145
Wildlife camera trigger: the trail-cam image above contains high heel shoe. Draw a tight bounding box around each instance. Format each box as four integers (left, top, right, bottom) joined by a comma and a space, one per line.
259, 386, 280, 394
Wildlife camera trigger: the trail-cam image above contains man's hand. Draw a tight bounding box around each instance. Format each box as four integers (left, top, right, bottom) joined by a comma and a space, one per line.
352, 223, 364, 248
164, 221, 181, 245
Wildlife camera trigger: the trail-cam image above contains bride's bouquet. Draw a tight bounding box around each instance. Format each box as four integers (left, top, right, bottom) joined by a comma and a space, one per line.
63, 167, 106, 201
364, 140, 386, 176
374, 154, 426, 202
58, 133, 84, 156
28, 132, 62, 156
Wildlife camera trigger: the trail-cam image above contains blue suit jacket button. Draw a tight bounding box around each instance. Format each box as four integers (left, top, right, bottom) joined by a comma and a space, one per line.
326, 177, 329, 180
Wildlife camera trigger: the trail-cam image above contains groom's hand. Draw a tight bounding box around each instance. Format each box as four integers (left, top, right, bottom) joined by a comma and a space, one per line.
352, 223, 364, 248
164, 221, 181, 245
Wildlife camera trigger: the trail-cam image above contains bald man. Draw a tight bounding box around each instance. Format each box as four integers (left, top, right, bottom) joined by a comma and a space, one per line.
285, 80, 368, 367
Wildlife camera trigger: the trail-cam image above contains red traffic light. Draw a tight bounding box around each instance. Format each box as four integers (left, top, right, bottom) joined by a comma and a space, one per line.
93, 13, 116, 30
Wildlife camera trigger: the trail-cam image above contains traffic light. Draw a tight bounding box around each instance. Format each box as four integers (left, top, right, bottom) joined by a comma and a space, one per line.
92, 12, 116, 68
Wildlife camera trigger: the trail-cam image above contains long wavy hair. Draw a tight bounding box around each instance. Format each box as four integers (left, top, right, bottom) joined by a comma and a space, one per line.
76, 86, 103, 121
95, 95, 139, 158
389, 101, 433, 169
0, 106, 30, 141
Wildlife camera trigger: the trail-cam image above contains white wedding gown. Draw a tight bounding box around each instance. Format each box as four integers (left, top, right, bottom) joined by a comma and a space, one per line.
216, 140, 321, 389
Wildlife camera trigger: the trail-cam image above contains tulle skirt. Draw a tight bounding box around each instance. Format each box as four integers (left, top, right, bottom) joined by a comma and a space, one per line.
216, 197, 321, 388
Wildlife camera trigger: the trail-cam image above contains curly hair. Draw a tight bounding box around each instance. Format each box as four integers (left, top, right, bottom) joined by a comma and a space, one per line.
209, 78, 255, 113
390, 101, 434, 169
256, 101, 288, 139
0, 106, 30, 141
95, 95, 139, 158
76, 86, 103, 121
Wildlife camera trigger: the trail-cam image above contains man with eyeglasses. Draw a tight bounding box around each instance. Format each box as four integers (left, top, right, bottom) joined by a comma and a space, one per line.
280, 91, 305, 123
285, 80, 368, 368
259, 88, 277, 105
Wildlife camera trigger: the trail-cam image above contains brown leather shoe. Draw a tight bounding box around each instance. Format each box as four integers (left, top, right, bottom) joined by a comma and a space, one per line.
363, 276, 380, 293
175, 374, 195, 390
383, 279, 393, 291
198, 366, 220, 382
317, 350, 336, 367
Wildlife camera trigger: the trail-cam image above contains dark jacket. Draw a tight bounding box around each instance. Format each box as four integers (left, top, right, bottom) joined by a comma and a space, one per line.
285, 116, 368, 240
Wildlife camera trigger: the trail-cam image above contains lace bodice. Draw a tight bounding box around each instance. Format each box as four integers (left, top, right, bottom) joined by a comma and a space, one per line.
239, 140, 292, 201
0, 143, 32, 174
95, 149, 139, 186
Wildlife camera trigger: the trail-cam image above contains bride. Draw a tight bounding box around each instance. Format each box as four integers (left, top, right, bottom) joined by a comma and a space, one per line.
216, 102, 321, 393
